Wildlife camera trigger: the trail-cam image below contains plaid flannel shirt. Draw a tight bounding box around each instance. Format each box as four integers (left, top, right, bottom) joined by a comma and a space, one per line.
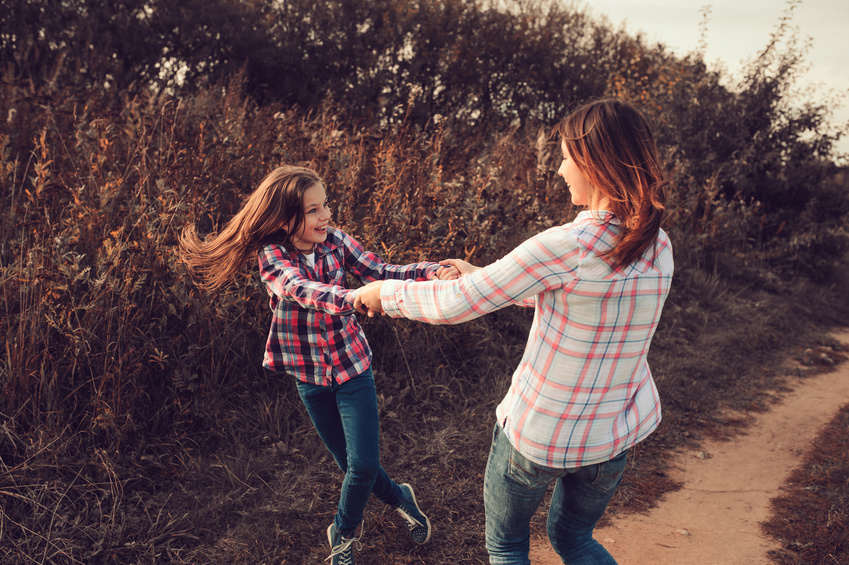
258, 227, 439, 386
380, 211, 674, 468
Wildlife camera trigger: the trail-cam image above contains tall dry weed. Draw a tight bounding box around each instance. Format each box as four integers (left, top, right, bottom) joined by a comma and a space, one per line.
1, 17, 848, 558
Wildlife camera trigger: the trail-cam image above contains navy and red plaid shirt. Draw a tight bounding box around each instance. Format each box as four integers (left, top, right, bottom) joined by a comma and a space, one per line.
258, 227, 439, 386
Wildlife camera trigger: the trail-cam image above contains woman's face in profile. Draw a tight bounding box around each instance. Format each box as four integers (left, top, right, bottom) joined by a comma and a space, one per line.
558, 141, 593, 207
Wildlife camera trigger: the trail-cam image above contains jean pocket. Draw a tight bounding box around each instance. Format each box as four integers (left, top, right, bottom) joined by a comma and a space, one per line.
507, 444, 562, 489
588, 452, 628, 493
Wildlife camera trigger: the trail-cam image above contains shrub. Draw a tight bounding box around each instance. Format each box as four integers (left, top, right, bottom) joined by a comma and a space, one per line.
604, 2, 848, 277
2, 1, 848, 561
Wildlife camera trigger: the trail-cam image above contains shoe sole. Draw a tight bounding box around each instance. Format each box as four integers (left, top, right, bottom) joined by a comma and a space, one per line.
401, 483, 432, 544
327, 523, 335, 549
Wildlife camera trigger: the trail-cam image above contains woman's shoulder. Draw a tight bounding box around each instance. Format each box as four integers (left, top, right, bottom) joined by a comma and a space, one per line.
546, 212, 618, 247
513, 223, 595, 265
655, 228, 674, 262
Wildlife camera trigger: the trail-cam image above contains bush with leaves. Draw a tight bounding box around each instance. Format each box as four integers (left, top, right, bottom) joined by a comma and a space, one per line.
2, 1, 848, 562
605, 3, 848, 278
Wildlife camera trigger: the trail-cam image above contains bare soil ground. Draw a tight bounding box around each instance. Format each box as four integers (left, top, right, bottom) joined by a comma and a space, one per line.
530, 329, 849, 565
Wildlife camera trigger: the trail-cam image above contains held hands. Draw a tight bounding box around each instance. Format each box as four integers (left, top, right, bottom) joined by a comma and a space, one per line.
438, 258, 479, 276
353, 259, 479, 318
353, 281, 384, 317
434, 264, 461, 280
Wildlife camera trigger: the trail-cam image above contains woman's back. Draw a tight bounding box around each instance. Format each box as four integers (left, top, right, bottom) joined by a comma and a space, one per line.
499, 209, 673, 468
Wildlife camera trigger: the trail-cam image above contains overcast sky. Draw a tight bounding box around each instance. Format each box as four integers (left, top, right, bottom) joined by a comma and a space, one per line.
581, 0, 849, 156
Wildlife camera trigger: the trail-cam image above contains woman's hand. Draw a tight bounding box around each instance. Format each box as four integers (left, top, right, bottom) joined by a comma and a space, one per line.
434, 264, 460, 280
439, 258, 479, 276
354, 281, 384, 317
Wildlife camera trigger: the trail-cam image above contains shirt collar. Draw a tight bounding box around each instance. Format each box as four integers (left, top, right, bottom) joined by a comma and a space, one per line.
280, 228, 338, 262
573, 209, 619, 225
311, 227, 339, 258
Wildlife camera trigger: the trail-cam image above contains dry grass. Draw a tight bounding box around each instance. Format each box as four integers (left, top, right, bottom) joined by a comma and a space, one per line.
1, 65, 848, 563
762, 385, 849, 564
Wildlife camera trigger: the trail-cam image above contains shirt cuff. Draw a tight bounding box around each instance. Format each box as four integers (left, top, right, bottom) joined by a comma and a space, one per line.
424, 263, 440, 280
346, 288, 360, 304
380, 279, 404, 317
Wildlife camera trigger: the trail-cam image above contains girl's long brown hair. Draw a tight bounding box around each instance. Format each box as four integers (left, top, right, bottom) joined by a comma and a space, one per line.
180, 165, 322, 290
555, 98, 667, 268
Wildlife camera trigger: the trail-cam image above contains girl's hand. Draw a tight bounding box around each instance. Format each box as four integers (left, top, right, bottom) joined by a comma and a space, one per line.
439, 258, 479, 276
354, 281, 384, 317
434, 265, 460, 280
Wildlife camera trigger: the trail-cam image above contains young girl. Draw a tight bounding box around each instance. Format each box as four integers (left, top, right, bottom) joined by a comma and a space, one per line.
180, 165, 455, 565
355, 99, 674, 565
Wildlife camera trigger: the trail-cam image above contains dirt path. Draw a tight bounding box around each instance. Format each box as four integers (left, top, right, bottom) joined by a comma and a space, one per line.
530, 329, 849, 565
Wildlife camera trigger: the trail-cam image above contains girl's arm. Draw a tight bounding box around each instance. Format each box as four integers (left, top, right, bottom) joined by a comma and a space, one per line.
258, 246, 356, 315
339, 230, 439, 284
366, 230, 578, 324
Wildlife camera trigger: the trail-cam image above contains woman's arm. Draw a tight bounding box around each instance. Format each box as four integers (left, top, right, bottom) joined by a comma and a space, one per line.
359, 230, 578, 324
439, 258, 532, 307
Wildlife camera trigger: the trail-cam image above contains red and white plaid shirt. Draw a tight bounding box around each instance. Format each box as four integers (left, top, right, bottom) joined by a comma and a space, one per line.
258, 227, 439, 386
380, 211, 673, 468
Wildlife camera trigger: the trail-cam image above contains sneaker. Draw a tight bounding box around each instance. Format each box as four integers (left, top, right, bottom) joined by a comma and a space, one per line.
326, 522, 361, 565
395, 483, 432, 544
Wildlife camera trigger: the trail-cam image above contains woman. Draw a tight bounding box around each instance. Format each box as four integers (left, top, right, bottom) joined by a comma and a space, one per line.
355, 99, 674, 564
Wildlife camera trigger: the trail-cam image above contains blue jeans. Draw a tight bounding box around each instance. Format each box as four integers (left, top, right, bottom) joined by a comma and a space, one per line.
296, 368, 402, 536
483, 422, 627, 565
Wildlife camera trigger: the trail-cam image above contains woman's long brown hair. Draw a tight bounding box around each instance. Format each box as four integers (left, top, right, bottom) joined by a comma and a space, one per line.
555, 98, 667, 268
179, 165, 322, 291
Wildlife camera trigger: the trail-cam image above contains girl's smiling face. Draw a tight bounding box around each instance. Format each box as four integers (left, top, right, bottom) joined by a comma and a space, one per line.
287, 182, 331, 252
558, 141, 594, 208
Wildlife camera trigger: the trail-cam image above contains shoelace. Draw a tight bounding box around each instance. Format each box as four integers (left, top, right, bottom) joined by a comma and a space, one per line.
325, 537, 362, 563
396, 506, 423, 529
326, 521, 364, 563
